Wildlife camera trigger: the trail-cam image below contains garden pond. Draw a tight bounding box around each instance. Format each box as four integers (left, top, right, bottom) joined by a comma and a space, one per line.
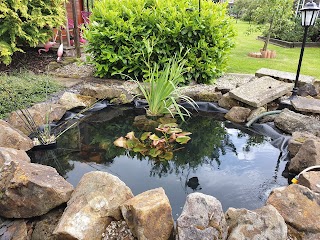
28, 105, 289, 219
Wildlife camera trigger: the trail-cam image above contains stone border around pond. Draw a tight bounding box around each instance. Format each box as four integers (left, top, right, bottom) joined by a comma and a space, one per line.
0, 72, 319, 239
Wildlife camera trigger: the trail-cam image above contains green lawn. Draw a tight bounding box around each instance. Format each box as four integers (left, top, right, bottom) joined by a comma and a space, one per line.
226, 20, 320, 80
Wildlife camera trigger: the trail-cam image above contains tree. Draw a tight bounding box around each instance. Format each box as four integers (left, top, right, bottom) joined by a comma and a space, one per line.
0, 0, 65, 65
253, 0, 294, 51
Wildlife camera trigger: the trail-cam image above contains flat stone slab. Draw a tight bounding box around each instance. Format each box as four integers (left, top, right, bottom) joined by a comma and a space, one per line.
229, 76, 293, 107
291, 97, 320, 114
255, 68, 315, 86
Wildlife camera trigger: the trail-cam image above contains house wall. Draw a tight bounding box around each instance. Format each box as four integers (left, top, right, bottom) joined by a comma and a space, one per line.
66, 0, 84, 25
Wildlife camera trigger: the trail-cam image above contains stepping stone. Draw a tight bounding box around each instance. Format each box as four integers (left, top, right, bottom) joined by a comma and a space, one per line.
255, 68, 315, 86
229, 76, 293, 107
291, 96, 320, 114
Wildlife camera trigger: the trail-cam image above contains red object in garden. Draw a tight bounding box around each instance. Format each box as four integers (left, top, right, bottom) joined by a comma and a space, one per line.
38, 41, 56, 55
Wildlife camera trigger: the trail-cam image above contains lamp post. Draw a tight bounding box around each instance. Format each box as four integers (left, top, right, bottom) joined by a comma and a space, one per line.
292, 0, 320, 98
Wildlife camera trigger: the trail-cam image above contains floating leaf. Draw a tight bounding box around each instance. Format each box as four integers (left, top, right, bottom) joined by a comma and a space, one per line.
149, 148, 162, 157
113, 137, 128, 148
176, 131, 192, 136
140, 132, 151, 141
161, 151, 173, 160
149, 134, 160, 140
176, 136, 191, 144
126, 131, 136, 140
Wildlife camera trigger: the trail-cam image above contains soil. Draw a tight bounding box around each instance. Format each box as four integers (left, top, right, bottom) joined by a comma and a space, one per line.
0, 47, 56, 74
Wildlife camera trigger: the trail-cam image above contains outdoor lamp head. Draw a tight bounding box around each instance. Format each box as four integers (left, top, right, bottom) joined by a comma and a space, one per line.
300, 1, 320, 26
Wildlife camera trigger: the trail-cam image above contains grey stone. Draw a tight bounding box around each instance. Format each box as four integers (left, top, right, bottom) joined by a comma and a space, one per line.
288, 132, 319, 157
246, 107, 267, 122
0, 147, 30, 167
229, 76, 293, 107
0, 219, 30, 240
225, 205, 287, 240
121, 188, 174, 240
255, 68, 315, 86
7, 103, 66, 135
80, 84, 124, 100
58, 92, 96, 110
0, 120, 33, 151
291, 96, 320, 114
31, 206, 65, 240
177, 192, 227, 240
267, 184, 320, 239
214, 73, 255, 93
54, 171, 133, 240
297, 83, 318, 97
288, 139, 320, 173
218, 93, 241, 110
224, 106, 251, 123
274, 108, 320, 135
298, 171, 320, 194
0, 159, 73, 218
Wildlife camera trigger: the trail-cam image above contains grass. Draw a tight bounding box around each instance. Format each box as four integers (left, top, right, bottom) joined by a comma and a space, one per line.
226, 20, 320, 80
0, 72, 63, 119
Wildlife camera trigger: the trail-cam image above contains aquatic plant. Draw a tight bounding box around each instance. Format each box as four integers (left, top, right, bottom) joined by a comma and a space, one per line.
134, 57, 198, 121
114, 122, 191, 160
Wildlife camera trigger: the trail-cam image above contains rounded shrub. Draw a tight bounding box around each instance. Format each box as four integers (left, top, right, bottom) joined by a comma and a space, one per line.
84, 0, 235, 84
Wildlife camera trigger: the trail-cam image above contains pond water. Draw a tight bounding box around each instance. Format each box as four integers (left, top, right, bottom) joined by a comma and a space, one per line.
28, 106, 288, 219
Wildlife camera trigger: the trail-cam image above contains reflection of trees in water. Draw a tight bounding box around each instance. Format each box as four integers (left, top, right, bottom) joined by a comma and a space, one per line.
30, 108, 269, 179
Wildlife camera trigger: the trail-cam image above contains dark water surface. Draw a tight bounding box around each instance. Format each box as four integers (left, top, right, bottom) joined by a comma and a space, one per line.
29, 106, 288, 219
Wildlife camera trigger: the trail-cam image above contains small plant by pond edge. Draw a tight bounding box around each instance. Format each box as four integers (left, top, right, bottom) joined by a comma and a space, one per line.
114, 122, 192, 160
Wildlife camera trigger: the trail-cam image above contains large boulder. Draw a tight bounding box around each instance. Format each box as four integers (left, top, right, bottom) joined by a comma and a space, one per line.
7, 102, 66, 135
121, 187, 174, 240
58, 92, 96, 110
0, 160, 73, 218
267, 184, 320, 239
288, 132, 319, 157
288, 139, 320, 173
298, 171, 320, 194
225, 205, 287, 240
224, 106, 251, 123
0, 120, 33, 151
54, 171, 133, 240
274, 108, 320, 135
176, 192, 227, 240
0, 147, 30, 166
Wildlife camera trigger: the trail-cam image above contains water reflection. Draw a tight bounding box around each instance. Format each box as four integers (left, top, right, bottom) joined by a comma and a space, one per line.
28, 107, 288, 216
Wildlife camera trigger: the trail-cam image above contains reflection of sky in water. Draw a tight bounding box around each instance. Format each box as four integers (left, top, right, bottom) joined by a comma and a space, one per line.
64, 126, 287, 219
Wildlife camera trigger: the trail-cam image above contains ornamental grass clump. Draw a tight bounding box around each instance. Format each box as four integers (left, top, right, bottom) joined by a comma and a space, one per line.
134, 57, 198, 121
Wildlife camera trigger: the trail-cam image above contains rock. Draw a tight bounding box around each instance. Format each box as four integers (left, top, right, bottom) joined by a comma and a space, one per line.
177, 192, 227, 240
218, 93, 241, 110
0, 120, 33, 151
7, 103, 66, 135
58, 92, 96, 110
288, 132, 319, 157
298, 171, 320, 194
229, 76, 293, 107
109, 91, 134, 104
288, 139, 320, 173
80, 84, 123, 100
267, 184, 320, 239
246, 106, 267, 122
101, 220, 134, 240
291, 96, 320, 114
185, 90, 222, 102
274, 108, 320, 135
54, 171, 133, 240
0, 147, 30, 166
255, 68, 315, 86
0, 219, 30, 240
297, 83, 318, 97
121, 187, 174, 240
0, 160, 73, 218
31, 206, 65, 240
224, 106, 251, 123
225, 205, 287, 240
214, 73, 254, 93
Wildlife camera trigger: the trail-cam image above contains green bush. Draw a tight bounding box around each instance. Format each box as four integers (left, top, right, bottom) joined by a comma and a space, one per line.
84, 0, 235, 84
0, 0, 65, 65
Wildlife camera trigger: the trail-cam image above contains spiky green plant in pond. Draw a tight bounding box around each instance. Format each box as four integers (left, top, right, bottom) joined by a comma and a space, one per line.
134, 57, 198, 121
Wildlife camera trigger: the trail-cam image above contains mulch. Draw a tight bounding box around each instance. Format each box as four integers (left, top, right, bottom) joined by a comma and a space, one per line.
0, 47, 56, 74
